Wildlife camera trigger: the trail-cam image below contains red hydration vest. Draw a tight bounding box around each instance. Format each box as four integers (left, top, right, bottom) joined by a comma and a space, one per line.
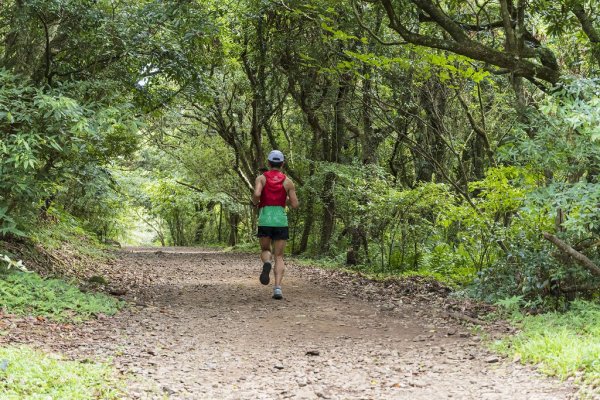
259, 170, 287, 208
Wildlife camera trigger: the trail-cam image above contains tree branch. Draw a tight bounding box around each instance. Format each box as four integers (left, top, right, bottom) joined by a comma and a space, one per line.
352, 0, 406, 46
542, 232, 600, 277
37, 12, 53, 86
376, 0, 560, 84
175, 180, 204, 193
411, 0, 469, 43
570, 0, 600, 64
456, 92, 495, 164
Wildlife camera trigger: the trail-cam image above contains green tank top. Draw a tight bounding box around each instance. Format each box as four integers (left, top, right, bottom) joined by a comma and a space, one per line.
258, 206, 288, 227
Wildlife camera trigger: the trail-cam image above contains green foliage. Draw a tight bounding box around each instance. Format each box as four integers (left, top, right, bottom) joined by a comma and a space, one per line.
0, 68, 140, 235
493, 300, 600, 387
0, 0, 224, 243
1, 0, 599, 311
0, 272, 122, 321
0, 206, 23, 237
300, 163, 476, 284
343, 47, 491, 84
502, 78, 600, 181
59, 167, 130, 242
143, 179, 203, 246
439, 167, 536, 279
494, 295, 525, 318
0, 346, 125, 399
26, 210, 115, 265
478, 78, 600, 303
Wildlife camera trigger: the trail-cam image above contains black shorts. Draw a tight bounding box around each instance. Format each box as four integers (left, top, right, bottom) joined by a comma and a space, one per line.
257, 226, 289, 240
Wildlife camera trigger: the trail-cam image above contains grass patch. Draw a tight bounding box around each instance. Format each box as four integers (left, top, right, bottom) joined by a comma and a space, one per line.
224, 242, 470, 287
290, 255, 466, 287
224, 242, 256, 253
0, 271, 123, 321
0, 346, 124, 399
0, 212, 117, 281
29, 218, 113, 262
493, 300, 600, 389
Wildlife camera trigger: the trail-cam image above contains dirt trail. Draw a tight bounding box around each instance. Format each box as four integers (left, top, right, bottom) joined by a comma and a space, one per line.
4, 248, 577, 399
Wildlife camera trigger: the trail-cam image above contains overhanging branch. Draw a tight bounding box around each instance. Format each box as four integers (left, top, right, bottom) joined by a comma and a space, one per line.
375, 0, 560, 84
543, 232, 600, 277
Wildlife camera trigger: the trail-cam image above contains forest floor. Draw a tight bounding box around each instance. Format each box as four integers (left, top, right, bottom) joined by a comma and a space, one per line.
1, 247, 582, 399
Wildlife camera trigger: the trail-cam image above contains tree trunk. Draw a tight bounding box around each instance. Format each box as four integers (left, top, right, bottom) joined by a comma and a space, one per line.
228, 213, 240, 246
345, 226, 365, 265
319, 172, 336, 254
543, 232, 600, 277
414, 77, 447, 182
218, 205, 223, 243
570, 1, 600, 66
297, 194, 314, 254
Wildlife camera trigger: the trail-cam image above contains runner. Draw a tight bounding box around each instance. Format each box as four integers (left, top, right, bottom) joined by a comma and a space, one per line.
251, 150, 299, 299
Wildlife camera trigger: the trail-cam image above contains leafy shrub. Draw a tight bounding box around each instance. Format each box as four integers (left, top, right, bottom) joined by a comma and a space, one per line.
478, 78, 600, 304
0, 68, 139, 238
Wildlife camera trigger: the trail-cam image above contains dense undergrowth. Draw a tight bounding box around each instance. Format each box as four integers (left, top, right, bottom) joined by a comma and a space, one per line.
0, 267, 126, 399
293, 253, 473, 287
0, 346, 125, 399
229, 243, 472, 288
0, 219, 126, 398
0, 216, 123, 321
0, 271, 122, 321
493, 300, 600, 393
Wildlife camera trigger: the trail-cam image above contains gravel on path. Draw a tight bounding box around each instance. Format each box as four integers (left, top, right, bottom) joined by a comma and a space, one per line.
2, 247, 579, 399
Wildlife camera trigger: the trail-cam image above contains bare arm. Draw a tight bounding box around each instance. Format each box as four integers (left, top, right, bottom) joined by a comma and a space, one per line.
252, 175, 265, 206
284, 178, 299, 209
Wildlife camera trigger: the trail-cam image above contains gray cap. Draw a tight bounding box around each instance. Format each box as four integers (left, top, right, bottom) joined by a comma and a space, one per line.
268, 150, 285, 162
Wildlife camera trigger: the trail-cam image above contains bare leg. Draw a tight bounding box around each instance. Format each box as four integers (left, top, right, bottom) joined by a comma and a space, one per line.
272, 240, 287, 287
259, 237, 272, 263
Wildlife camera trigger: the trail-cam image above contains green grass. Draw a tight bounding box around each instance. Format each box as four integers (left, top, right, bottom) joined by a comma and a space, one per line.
224, 242, 256, 252
224, 242, 473, 286
493, 300, 600, 388
30, 220, 112, 262
0, 346, 125, 399
290, 255, 468, 288
0, 271, 123, 322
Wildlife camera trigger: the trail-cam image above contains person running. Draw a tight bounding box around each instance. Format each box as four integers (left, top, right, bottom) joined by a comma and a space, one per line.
252, 150, 299, 300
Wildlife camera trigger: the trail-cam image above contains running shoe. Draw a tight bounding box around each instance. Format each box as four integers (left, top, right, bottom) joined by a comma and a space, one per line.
259, 261, 271, 285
